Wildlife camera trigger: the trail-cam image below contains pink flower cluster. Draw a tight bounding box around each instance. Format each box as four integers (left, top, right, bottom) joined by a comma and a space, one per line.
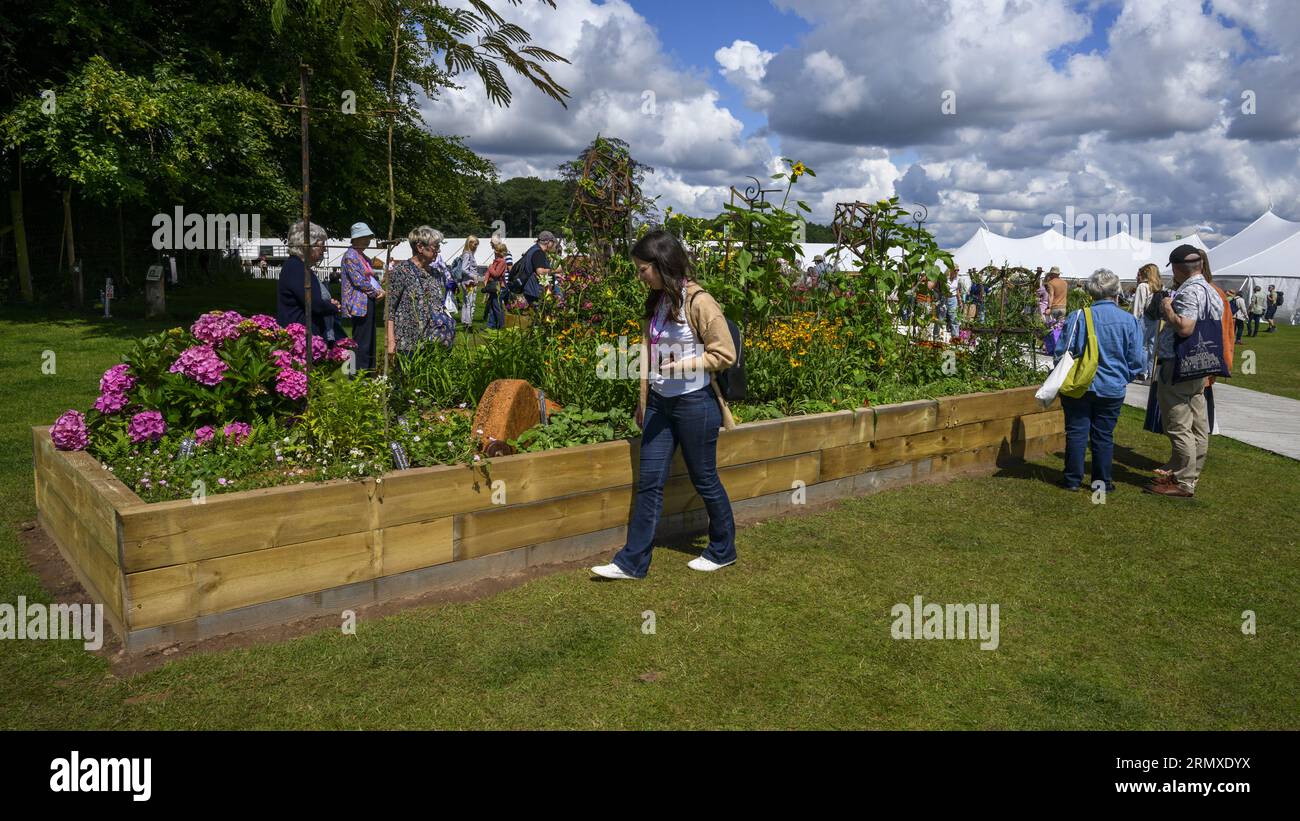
128, 410, 166, 444
276, 368, 308, 400
195, 422, 251, 446
169, 345, 228, 386
246, 314, 279, 332
223, 421, 252, 445
191, 311, 246, 345
50, 410, 89, 451
93, 364, 136, 415
286, 324, 328, 363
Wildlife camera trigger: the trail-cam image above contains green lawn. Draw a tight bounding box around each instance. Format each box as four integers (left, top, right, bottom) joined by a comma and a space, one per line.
1, 292, 1297, 729
1231, 323, 1300, 400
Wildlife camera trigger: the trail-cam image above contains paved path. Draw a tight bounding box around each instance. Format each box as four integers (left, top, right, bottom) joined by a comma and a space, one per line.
1123, 381, 1300, 461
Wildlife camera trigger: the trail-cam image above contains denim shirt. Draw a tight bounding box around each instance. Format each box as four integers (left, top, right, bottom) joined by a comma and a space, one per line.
1055, 299, 1145, 398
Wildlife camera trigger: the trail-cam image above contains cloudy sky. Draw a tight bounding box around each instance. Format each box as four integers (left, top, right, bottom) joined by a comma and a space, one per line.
421, 0, 1300, 248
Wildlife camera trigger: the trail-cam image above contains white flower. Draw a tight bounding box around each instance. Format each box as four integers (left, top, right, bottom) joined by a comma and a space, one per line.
476, 428, 484, 435
472, 454, 482, 462
413, 435, 421, 442
458, 402, 467, 408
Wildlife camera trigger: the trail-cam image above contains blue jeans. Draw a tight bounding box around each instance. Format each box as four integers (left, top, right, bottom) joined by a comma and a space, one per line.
612, 387, 736, 577
945, 296, 960, 336
1060, 392, 1125, 490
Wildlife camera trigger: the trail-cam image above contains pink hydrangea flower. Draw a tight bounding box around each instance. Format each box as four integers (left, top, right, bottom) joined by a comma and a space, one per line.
191, 310, 246, 345
169, 345, 228, 386
92, 364, 136, 415
247, 314, 278, 332
223, 421, 252, 445
194, 425, 216, 445
270, 349, 296, 369
285, 324, 329, 362
93, 390, 130, 414
127, 410, 166, 444
50, 410, 89, 451
99, 364, 136, 395
275, 368, 308, 400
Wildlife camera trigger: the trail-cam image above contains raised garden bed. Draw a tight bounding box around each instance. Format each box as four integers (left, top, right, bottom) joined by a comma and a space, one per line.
33, 385, 1062, 651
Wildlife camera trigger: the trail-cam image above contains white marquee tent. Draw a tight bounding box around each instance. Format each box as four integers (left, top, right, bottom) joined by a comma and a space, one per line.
947, 227, 1211, 280
1211, 212, 1300, 323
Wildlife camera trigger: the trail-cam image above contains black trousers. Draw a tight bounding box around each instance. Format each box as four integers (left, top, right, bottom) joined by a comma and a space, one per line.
351, 298, 377, 371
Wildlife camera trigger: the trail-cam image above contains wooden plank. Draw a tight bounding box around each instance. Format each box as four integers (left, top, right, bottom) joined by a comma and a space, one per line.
662, 452, 820, 514
35, 481, 124, 624
379, 517, 455, 576
1021, 409, 1064, 440
119, 479, 375, 572
871, 400, 939, 439
378, 438, 634, 528
936, 386, 1045, 428
457, 487, 634, 561
126, 530, 376, 629
33, 434, 120, 566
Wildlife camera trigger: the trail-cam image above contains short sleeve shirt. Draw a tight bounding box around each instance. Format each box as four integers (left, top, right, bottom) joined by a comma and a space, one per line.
1157, 274, 1222, 359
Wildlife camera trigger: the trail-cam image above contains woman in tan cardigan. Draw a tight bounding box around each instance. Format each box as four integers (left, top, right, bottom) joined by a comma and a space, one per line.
592, 230, 738, 579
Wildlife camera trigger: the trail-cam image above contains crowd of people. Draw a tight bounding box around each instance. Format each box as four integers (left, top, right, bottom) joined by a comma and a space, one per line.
274, 221, 565, 370
1050, 245, 1259, 500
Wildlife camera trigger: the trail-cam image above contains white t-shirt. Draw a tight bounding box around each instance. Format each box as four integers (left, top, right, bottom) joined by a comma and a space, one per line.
648, 292, 709, 397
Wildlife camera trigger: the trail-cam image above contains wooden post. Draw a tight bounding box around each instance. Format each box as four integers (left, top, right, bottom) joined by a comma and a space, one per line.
10, 192, 32, 303
64, 189, 81, 307
381, 13, 400, 380
300, 63, 313, 408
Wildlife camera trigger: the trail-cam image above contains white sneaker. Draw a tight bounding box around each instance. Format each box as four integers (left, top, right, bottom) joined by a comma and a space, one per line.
591, 563, 639, 580
687, 556, 735, 572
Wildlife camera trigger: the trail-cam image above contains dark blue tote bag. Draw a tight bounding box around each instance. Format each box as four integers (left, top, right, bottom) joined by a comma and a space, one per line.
1172, 314, 1228, 383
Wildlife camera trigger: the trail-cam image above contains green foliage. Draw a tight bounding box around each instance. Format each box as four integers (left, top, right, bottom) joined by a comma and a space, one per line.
2, 55, 293, 212
509, 407, 637, 452
300, 373, 391, 468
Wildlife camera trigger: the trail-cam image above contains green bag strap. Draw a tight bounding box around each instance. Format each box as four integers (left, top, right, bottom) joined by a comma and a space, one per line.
1060, 307, 1099, 399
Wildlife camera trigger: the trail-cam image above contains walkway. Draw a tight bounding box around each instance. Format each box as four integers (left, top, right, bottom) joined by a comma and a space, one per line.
1123, 381, 1300, 461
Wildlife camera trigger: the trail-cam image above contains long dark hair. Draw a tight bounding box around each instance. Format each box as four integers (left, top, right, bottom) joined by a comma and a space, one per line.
633, 229, 691, 320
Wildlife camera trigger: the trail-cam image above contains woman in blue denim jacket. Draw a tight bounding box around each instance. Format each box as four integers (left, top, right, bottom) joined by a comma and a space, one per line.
1054, 268, 1145, 492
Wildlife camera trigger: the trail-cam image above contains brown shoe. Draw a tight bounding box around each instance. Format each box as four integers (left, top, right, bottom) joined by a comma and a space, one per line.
1144, 482, 1194, 498
1153, 472, 1176, 485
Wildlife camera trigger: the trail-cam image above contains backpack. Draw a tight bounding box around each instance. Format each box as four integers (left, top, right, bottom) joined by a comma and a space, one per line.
1275, 292, 1284, 306
685, 290, 747, 402
506, 247, 539, 296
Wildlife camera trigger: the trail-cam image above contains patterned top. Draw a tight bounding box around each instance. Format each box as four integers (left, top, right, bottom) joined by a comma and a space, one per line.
341, 248, 381, 318
387, 258, 455, 351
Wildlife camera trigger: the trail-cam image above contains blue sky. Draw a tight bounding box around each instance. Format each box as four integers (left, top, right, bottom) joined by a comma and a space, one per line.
634, 0, 809, 136
426, 0, 1300, 245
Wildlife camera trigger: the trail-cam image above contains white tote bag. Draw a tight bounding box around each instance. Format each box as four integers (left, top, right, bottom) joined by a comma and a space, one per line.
1035, 316, 1079, 406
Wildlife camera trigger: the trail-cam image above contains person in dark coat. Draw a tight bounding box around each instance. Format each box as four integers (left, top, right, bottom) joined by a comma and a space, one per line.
276, 220, 341, 339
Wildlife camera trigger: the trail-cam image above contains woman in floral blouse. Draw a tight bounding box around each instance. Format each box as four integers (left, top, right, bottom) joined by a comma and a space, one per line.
386, 225, 456, 360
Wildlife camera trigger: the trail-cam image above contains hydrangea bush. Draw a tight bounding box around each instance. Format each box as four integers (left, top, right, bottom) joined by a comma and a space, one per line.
49, 310, 355, 457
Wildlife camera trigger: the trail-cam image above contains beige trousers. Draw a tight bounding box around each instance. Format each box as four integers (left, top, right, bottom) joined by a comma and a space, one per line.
1156, 360, 1209, 492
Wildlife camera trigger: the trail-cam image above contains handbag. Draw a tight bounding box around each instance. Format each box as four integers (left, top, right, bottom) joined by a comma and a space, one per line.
1035, 308, 1097, 405
1172, 297, 1228, 383
1058, 307, 1098, 398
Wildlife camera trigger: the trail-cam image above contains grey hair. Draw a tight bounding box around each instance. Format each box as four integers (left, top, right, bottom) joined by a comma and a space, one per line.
1086, 268, 1120, 300
408, 225, 443, 250
286, 220, 327, 257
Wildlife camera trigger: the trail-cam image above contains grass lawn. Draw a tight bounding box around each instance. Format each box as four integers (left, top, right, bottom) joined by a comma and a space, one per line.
1, 289, 1296, 729
1231, 323, 1300, 400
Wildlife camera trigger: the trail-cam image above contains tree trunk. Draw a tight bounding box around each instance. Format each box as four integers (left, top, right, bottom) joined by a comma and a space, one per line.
64, 189, 81, 307
9, 191, 32, 303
